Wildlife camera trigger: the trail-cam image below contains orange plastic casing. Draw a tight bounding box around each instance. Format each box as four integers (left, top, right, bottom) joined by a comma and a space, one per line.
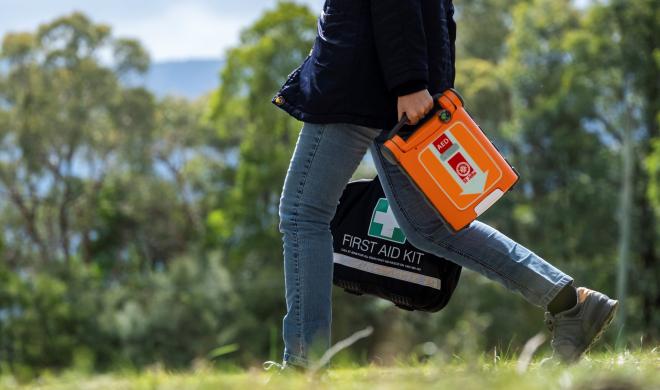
382, 89, 519, 232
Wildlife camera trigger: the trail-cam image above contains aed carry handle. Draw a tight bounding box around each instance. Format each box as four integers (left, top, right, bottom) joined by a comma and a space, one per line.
384, 92, 445, 141
384, 89, 465, 141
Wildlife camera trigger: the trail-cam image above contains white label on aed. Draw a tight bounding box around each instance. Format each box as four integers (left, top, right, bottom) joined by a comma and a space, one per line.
474, 189, 504, 216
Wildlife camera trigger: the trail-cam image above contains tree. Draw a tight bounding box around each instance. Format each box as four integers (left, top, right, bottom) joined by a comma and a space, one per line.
0, 13, 233, 372
0, 13, 218, 271
0, 13, 152, 266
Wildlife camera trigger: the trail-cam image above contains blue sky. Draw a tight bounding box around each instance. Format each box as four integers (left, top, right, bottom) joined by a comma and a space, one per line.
0, 0, 324, 61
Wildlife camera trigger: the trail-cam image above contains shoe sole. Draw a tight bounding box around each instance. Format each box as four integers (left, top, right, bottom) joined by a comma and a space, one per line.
576, 299, 619, 361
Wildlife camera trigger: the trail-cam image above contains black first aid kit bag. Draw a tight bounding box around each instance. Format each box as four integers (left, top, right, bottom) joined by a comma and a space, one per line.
331, 176, 462, 312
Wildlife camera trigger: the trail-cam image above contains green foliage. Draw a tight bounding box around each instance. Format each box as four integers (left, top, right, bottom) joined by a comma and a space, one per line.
0, 256, 240, 374
98, 254, 239, 368
0, 12, 156, 265
502, 0, 619, 262
0, 12, 232, 374
0, 261, 108, 374
207, 1, 317, 262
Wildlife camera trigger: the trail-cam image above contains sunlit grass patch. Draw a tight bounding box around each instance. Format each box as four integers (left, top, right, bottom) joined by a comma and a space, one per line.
1, 350, 658, 390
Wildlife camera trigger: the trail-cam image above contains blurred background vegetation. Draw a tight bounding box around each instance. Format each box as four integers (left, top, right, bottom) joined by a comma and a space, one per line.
0, 0, 657, 378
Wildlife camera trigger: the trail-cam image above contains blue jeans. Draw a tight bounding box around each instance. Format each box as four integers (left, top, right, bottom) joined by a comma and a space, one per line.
278, 122, 573, 367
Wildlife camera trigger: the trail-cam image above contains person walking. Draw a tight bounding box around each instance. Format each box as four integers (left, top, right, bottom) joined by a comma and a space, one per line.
270, 0, 617, 370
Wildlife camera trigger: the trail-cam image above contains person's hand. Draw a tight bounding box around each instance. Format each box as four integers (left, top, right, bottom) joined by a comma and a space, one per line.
397, 89, 434, 125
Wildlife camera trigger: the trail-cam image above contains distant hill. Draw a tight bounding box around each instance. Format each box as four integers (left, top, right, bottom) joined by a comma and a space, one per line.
143, 59, 224, 99
1, 58, 224, 100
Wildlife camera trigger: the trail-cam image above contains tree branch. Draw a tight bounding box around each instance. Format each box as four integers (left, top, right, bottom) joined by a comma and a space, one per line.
0, 168, 51, 262
156, 153, 202, 234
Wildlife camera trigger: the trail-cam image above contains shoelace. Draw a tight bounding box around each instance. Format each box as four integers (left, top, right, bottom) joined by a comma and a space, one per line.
544, 312, 556, 332
263, 361, 285, 371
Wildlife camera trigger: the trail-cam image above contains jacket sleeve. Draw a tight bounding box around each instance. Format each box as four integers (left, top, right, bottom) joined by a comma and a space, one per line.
370, 0, 428, 95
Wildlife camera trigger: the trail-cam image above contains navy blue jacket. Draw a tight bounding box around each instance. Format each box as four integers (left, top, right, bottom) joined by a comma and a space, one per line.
272, 0, 456, 131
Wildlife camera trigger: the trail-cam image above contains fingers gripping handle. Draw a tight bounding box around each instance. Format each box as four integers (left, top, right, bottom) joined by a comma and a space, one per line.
385, 93, 444, 141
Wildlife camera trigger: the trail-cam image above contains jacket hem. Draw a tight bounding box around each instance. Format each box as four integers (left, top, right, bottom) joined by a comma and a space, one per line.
274, 100, 390, 132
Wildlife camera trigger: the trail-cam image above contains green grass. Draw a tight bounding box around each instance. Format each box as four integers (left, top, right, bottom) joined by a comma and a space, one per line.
2, 351, 658, 390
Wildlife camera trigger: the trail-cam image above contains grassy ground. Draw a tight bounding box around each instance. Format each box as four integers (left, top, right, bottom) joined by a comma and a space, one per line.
1, 351, 658, 390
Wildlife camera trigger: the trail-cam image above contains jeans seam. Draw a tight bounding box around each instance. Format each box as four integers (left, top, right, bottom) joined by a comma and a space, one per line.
290, 123, 327, 359
375, 143, 536, 298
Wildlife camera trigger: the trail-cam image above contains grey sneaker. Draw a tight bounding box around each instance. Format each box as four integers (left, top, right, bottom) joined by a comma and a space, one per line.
544, 287, 619, 363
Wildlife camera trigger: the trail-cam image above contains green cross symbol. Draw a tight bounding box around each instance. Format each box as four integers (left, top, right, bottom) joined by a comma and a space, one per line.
368, 198, 407, 244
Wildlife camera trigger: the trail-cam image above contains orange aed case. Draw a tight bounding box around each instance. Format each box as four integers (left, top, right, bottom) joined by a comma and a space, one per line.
381, 89, 519, 232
